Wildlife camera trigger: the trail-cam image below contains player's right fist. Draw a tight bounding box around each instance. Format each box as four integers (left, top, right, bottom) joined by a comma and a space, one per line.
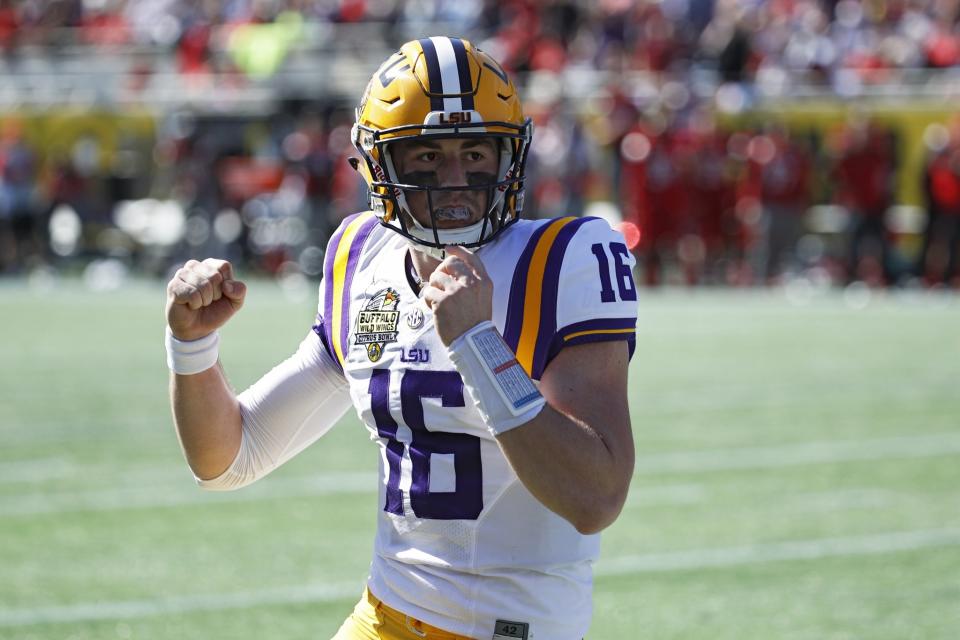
166, 258, 246, 342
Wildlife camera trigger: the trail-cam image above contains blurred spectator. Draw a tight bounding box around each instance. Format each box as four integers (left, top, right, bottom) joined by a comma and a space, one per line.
525, 91, 592, 219
0, 0, 19, 57
919, 121, 960, 286
700, 1, 757, 83
80, 0, 131, 47
683, 111, 738, 284
745, 125, 813, 283
281, 109, 336, 237
621, 114, 688, 286
0, 123, 41, 272
832, 118, 897, 284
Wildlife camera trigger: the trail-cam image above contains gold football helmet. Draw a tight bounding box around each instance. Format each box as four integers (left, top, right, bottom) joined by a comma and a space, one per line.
351, 37, 532, 254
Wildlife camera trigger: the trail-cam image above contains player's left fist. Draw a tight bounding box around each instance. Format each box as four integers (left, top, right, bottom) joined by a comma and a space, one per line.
423, 245, 493, 345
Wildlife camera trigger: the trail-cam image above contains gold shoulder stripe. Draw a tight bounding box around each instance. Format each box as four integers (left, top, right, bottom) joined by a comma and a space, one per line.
330, 213, 376, 367
515, 217, 576, 375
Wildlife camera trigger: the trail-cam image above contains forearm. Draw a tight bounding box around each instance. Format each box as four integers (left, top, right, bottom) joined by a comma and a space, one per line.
170, 363, 242, 481
445, 321, 635, 534
496, 404, 632, 535
189, 331, 353, 491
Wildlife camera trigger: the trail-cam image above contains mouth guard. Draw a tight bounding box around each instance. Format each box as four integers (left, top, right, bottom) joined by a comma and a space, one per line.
435, 206, 472, 222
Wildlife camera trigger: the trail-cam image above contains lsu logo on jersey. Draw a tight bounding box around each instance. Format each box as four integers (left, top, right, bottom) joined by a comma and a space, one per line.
355, 288, 401, 362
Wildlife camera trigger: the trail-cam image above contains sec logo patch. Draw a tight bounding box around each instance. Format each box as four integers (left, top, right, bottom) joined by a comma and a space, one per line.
405, 305, 425, 330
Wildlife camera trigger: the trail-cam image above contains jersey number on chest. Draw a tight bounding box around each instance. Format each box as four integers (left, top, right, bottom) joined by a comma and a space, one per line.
368, 369, 483, 520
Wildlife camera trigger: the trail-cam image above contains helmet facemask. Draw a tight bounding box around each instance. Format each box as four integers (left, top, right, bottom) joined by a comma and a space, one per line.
353, 121, 531, 259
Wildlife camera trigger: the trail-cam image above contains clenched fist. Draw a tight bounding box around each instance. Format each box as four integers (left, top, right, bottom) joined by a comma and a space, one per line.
166, 258, 247, 342
422, 245, 493, 345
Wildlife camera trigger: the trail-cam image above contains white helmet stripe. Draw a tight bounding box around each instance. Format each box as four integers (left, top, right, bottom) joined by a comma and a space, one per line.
429, 36, 464, 112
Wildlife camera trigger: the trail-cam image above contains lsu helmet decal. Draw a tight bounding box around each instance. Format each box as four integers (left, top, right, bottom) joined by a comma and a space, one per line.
351, 36, 532, 255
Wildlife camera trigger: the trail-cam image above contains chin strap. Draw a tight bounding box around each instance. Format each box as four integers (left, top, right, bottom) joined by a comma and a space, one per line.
403, 216, 489, 258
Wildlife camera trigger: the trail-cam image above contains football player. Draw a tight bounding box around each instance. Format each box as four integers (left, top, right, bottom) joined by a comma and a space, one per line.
165, 37, 638, 640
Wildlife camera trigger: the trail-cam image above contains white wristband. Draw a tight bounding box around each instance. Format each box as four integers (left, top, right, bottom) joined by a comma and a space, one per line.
446, 321, 545, 436
165, 327, 220, 375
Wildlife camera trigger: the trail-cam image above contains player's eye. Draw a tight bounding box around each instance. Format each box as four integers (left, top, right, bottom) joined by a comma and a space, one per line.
416, 151, 438, 163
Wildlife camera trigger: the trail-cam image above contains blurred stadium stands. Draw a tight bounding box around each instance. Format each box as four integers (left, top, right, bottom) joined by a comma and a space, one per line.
1, 0, 960, 288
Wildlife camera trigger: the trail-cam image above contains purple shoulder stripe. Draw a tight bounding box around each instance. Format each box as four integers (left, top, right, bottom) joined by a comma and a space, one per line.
547, 317, 637, 365
529, 217, 594, 378
321, 214, 362, 370
320, 212, 378, 371
502, 220, 557, 351
336, 215, 380, 362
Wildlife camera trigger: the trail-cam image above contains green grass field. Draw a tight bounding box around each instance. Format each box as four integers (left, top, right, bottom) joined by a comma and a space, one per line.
1, 278, 958, 640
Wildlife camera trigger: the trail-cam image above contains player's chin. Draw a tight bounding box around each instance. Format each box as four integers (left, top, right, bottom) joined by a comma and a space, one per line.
433, 217, 485, 229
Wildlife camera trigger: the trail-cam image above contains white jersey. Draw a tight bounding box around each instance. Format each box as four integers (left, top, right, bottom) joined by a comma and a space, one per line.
311, 212, 638, 639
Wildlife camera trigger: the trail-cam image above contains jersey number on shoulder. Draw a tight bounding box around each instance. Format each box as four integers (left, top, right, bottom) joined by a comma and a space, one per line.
368, 369, 482, 520
591, 241, 637, 303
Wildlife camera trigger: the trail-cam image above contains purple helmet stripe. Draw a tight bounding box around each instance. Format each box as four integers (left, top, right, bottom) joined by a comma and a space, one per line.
417, 38, 445, 112
451, 38, 474, 111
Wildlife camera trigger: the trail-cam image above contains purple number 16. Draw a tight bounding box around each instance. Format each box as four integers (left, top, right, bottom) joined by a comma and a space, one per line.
368, 369, 483, 520
591, 241, 637, 303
